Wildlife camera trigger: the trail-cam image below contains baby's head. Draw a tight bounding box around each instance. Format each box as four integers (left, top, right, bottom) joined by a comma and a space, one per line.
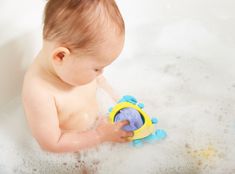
42, 0, 125, 86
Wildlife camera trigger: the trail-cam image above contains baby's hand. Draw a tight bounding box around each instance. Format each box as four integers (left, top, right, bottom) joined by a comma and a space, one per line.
96, 117, 134, 143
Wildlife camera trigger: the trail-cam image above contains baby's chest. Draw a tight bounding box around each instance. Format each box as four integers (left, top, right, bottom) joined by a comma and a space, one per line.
54, 81, 99, 130
55, 82, 98, 115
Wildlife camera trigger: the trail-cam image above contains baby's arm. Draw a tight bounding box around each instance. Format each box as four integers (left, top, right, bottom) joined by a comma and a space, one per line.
22, 84, 132, 153
23, 86, 100, 152
96, 74, 120, 103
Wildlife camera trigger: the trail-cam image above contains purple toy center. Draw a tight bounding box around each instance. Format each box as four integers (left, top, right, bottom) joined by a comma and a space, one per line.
114, 107, 144, 131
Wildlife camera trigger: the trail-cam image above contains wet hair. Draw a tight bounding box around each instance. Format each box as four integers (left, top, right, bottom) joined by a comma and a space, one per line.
43, 0, 125, 54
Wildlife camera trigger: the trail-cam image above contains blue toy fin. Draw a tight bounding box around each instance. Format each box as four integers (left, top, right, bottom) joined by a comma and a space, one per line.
119, 95, 138, 104
132, 139, 143, 147
155, 129, 167, 140
151, 118, 158, 124
108, 107, 113, 112
137, 103, 144, 109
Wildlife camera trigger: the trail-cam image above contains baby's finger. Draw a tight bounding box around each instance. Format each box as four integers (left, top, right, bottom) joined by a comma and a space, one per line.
127, 131, 134, 137
118, 137, 130, 143
120, 130, 134, 138
116, 120, 130, 128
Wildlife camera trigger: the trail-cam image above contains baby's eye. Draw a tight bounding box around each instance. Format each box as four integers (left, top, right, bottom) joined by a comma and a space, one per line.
94, 69, 99, 72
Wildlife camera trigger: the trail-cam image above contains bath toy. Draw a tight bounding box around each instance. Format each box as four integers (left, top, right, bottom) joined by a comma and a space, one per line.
108, 95, 167, 147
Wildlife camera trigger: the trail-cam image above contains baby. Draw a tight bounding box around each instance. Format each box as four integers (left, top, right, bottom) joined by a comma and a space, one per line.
22, 0, 134, 153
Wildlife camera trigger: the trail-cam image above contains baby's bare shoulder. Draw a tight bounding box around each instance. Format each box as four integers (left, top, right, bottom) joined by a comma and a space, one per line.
23, 69, 50, 98
22, 61, 61, 95
22, 66, 58, 115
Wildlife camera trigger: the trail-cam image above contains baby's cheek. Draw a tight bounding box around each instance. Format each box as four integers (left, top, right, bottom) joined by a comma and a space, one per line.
79, 73, 96, 85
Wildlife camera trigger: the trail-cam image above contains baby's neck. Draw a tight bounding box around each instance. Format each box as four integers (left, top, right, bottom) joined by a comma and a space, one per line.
36, 47, 56, 78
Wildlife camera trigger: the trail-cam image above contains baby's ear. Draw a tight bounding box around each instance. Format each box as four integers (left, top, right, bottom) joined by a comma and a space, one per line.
52, 47, 70, 63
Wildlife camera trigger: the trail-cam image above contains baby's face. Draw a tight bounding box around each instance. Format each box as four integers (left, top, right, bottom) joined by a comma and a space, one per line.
53, 33, 124, 86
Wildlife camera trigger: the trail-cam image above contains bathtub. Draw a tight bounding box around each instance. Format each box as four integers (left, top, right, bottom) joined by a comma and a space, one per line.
1, 0, 235, 173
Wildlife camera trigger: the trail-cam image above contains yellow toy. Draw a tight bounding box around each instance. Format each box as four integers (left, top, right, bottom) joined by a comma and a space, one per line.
108, 95, 167, 146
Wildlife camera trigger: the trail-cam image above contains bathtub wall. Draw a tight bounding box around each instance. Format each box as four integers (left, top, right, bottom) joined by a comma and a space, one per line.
0, 0, 235, 109
0, 0, 44, 109
116, 0, 235, 69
